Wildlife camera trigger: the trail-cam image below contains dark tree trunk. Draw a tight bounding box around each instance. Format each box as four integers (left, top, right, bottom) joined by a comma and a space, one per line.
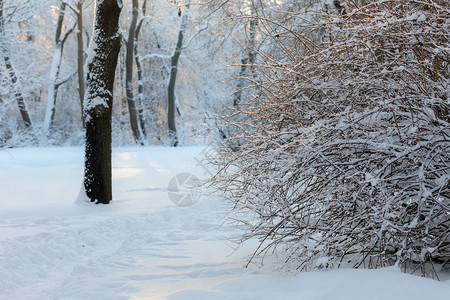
3, 56, 33, 128
125, 0, 144, 145
167, 2, 190, 147
55, 2, 66, 43
0, 0, 32, 128
83, 0, 122, 204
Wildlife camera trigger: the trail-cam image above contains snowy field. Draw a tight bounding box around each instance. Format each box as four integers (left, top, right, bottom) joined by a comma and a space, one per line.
0, 147, 449, 299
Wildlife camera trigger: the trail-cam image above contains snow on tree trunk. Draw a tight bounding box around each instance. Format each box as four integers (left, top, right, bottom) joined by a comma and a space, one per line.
233, 4, 257, 107
43, 43, 63, 134
167, 1, 190, 147
134, 0, 147, 140
0, 0, 32, 129
43, 3, 75, 136
125, 0, 145, 145
83, 0, 122, 204
76, 0, 86, 128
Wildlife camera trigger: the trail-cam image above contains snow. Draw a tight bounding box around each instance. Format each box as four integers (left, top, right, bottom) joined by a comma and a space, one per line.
404, 13, 426, 22
0, 147, 449, 299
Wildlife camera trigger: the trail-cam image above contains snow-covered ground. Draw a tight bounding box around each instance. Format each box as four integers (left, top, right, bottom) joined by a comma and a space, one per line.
0, 147, 449, 299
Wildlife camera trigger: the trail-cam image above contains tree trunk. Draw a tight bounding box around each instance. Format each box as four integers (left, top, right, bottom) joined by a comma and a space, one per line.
83, 0, 122, 204
44, 45, 63, 133
233, 57, 248, 107
233, 5, 257, 107
167, 1, 190, 147
125, 0, 144, 144
0, 0, 32, 128
44, 3, 75, 134
222, 4, 258, 149
55, 2, 66, 43
134, 0, 147, 139
76, 0, 86, 128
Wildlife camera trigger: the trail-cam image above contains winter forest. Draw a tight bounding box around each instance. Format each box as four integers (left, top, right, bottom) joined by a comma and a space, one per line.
0, 0, 449, 299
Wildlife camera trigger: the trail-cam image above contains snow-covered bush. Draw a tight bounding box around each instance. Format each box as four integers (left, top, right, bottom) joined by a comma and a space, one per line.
208, 0, 449, 275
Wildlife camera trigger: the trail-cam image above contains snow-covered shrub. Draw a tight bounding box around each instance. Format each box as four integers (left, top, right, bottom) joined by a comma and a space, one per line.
208, 0, 450, 275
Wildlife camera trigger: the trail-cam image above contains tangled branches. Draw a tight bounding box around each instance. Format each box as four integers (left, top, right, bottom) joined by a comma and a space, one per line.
208, 0, 450, 275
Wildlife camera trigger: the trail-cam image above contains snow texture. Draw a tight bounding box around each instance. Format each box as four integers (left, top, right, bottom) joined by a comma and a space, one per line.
83, 28, 110, 116
0, 147, 449, 299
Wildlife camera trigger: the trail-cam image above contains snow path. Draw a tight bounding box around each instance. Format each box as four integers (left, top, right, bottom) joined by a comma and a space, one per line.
0, 147, 253, 299
0, 199, 246, 299
0, 147, 449, 299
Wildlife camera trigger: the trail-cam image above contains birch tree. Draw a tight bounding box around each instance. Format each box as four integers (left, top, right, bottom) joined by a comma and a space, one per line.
43, 1, 76, 135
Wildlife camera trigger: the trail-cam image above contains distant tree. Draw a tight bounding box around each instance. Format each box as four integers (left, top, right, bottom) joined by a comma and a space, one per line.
167, 0, 190, 147
83, 0, 122, 204
0, 0, 32, 129
43, 1, 76, 135
232, 3, 257, 107
75, 0, 86, 128
124, 0, 146, 145
133, 0, 147, 141
217, 1, 260, 149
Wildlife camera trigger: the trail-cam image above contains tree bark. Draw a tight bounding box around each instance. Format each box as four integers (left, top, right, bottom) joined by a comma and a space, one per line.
83, 0, 122, 204
167, 1, 190, 147
76, 0, 86, 128
233, 5, 257, 107
134, 0, 147, 139
233, 57, 248, 107
55, 2, 66, 43
0, 0, 32, 128
44, 2, 75, 134
125, 0, 144, 144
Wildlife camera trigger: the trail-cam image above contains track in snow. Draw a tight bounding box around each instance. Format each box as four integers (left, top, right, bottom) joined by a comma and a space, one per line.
0, 147, 449, 300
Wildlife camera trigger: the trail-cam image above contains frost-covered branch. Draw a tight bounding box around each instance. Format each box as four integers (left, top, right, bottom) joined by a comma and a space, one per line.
207, 0, 450, 276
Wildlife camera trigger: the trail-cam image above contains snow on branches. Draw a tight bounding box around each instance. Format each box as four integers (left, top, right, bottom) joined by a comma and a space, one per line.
208, 0, 449, 276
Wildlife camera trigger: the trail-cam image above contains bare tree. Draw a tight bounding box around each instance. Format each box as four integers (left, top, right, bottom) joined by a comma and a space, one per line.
76, 0, 86, 128
233, 3, 257, 107
0, 0, 32, 128
125, 0, 145, 144
83, 0, 122, 204
43, 1, 76, 135
167, 0, 191, 147
134, 0, 147, 140
217, 1, 259, 148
